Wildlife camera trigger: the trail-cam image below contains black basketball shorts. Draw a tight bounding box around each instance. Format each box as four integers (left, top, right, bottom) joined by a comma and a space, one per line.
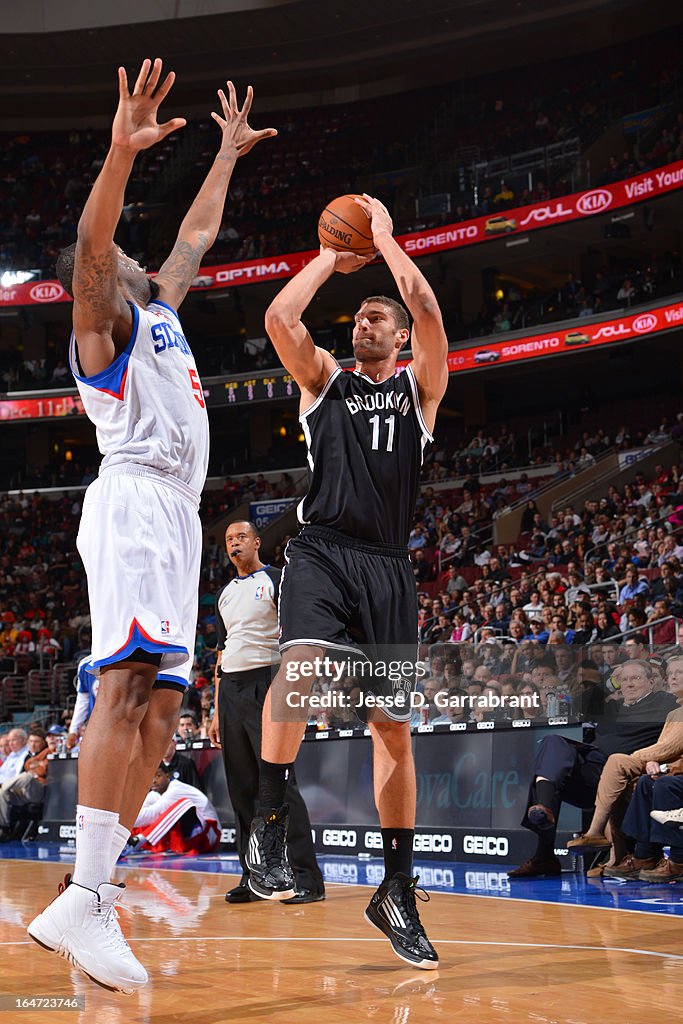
278, 526, 419, 722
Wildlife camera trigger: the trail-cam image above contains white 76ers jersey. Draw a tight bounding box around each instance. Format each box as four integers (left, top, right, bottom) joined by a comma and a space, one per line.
68, 300, 209, 496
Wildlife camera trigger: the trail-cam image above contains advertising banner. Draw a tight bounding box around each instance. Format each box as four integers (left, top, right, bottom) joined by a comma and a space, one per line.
0, 394, 84, 421
2, 161, 682, 307
3, 298, 683, 420
249, 497, 299, 529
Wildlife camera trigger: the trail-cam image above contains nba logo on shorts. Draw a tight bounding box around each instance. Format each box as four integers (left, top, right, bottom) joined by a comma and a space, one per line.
254, 585, 265, 601
77, 814, 85, 830
160, 620, 170, 634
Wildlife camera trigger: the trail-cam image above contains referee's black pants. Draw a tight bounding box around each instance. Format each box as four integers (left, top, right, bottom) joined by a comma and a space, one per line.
218, 666, 324, 894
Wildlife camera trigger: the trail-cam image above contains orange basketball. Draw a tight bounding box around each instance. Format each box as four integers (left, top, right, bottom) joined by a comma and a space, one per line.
318, 194, 376, 255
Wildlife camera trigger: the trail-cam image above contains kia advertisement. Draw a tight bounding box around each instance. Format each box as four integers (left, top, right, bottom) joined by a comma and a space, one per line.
2, 299, 683, 420
1, 161, 682, 307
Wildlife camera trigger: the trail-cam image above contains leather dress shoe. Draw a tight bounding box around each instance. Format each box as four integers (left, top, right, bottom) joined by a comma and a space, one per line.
639, 857, 683, 882
567, 833, 611, 849
282, 888, 326, 904
507, 857, 561, 878
225, 873, 259, 903
602, 854, 658, 879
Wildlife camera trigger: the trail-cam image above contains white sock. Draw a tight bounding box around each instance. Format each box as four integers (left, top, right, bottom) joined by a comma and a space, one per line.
110, 823, 131, 877
72, 805, 119, 890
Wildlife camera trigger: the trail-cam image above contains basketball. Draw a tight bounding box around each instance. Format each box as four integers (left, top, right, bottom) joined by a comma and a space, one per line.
318, 194, 376, 255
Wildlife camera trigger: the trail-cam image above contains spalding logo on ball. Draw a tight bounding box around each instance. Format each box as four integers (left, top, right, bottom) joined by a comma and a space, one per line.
318, 194, 376, 256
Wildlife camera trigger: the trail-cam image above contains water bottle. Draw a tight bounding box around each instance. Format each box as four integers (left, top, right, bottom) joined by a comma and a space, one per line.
546, 691, 559, 718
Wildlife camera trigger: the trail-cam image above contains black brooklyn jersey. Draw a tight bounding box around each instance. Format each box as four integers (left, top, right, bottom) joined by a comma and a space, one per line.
298, 364, 433, 546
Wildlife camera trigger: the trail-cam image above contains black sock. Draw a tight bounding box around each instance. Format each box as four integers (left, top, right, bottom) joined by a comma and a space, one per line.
532, 833, 556, 862
535, 779, 558, 808
634, 840, 661, 860
381, 828, 414, 880
258, 759, 294, 814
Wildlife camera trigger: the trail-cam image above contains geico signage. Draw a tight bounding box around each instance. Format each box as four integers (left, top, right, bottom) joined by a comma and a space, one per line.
365, 830, 383, 850
463, 834, 509, 856
365, 830, 453, 853
413, 834, 453, 853
59, 825, 76, 839
220, 828, 236, 844
322, 829, 357, 848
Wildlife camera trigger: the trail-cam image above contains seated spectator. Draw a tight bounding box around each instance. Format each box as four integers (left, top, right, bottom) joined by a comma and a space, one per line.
595, 609, 620, 641
450, 612, 472, 643
515, 680, 542, 721
424, 614, 453, 645
444, 565, 468, 595
161, 737, 201, 788
408, 524, 428, 551
412, 549, 432, 584
431, 688, 468, 726
0, 729, 29, 788
0, 728, 48, 841
623, 633, 649, 660
574, 661, 607, 718
619, 566, 649, 604
177, 711, 200, 743
605, 772, 683, 881
647, 598, 678, 646
568, 655, 683, 868
130, 764, 221, 855
507, 660, 676, 878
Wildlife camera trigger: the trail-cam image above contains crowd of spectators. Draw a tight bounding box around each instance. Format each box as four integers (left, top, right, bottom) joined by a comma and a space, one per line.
464, 256, 682, 341
0, 28, 680, 278
1, 408, 682, 739
1, 242, 677, 395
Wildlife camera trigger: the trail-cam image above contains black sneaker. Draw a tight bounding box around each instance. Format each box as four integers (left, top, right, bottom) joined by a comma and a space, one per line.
365, 873, 439, 970
225, 873, 258, 904
246, 806, 296, 901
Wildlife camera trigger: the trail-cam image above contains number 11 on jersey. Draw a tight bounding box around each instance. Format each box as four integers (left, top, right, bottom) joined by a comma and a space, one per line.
369, 414, 395, 452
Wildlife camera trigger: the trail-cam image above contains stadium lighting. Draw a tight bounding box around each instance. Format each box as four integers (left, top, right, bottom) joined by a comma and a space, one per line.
0, 270, 36, 287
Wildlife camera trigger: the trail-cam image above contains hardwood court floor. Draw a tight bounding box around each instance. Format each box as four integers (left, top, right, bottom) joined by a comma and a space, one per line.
2, 859, 683, 1024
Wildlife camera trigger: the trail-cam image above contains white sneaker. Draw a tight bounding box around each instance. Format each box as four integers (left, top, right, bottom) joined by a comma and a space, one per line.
28, 874, 148, 994
651, 808, 683, 825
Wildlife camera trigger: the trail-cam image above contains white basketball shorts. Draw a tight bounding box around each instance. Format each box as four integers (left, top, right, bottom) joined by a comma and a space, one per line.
77, 464, 202, 688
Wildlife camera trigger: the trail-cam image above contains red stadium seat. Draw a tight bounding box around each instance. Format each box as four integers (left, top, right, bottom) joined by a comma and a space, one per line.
27, 669, 55, 706
1, 676, 30, 716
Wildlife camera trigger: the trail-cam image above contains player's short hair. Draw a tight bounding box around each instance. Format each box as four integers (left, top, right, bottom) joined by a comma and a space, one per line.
56, 243, 77, 297
226, 519, 260, 539
362, 295, 410, 333
157, 762, 173, 774
55, 243, 157, 303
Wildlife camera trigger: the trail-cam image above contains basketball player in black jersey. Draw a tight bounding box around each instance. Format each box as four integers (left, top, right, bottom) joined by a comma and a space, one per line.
246, 194, 448, 969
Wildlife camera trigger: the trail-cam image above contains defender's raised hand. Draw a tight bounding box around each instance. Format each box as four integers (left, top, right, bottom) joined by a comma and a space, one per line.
211, 82, 277, 157
112, 58, 186, 153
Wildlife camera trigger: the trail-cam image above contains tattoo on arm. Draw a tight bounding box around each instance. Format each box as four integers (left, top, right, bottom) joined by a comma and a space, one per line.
158, 233, 210, 299
73, 249, 121, 325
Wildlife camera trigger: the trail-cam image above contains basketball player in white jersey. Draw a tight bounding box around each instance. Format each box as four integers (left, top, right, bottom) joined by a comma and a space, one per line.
28, 58, 276, 993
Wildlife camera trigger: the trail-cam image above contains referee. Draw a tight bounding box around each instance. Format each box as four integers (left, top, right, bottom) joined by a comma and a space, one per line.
209, 519, 324, 904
